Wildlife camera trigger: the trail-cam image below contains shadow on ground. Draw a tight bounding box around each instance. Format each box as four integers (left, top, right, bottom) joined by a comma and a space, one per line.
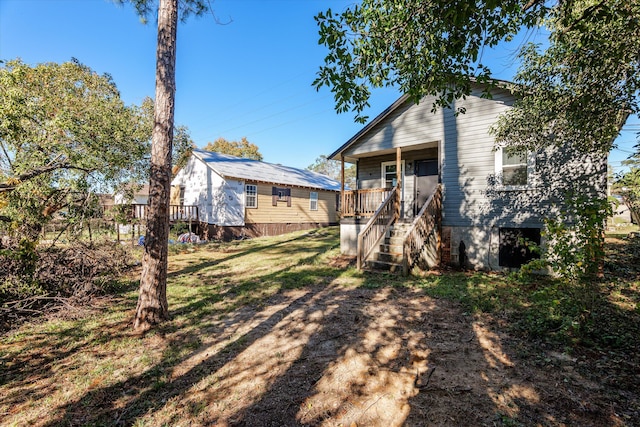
1, 229, 636, 426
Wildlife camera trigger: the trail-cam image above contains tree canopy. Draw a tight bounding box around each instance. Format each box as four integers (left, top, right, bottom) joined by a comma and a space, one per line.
0, 59, 151, 239
172, 125, 195, 176
314, 0, 548, 123
492, 0, 640, 155
307, 155, 356, 189
314, 0, 639, 157
204, 137, 263, 160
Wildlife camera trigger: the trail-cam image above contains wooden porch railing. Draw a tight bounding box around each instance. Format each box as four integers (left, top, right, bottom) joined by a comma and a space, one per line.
342, 188, 393, 218
357, 187, 397, 270
402, 185, 442, 276
169, 205, 199, 222
105, 204, 199, 222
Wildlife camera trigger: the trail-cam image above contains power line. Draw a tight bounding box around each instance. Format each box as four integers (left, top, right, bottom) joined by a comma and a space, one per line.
242, 105, 338, 138
214, 93, 332, 137
181, 68, 327, 143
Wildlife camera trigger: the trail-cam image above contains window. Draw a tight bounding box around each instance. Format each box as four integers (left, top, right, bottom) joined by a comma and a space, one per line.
499, 228, 541, 268
310, 192, 318, 211
381, 161, 405, 189
245, 184, 257, 208
495, 148, 531, 188
272, 187, 291, 207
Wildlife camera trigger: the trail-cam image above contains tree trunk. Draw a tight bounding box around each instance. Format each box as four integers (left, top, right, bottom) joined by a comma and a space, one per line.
134, 0, 178, 332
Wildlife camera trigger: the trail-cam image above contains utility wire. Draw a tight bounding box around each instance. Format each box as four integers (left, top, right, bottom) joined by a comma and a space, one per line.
214, 93, 332, 137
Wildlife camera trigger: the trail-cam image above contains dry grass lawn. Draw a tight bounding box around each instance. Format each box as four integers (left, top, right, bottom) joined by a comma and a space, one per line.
1, 227, 638, 426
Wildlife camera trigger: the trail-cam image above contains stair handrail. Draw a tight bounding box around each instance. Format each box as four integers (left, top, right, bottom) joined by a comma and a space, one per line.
357, 187, 397, 270
401, 185, 442, 275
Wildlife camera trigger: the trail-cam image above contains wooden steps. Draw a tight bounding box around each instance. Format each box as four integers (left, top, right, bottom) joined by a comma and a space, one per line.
364, 220, 412, 272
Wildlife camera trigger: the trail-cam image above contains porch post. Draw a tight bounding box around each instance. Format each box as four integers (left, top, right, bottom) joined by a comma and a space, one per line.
340, 155, 345, 216
395, 147, 401, 220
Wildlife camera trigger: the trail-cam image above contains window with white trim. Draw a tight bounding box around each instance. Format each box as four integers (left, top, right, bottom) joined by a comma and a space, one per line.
245, 184, 257, 208
381, 161, 405, 189
495, 148, 533, 188
310, 191, 318, 211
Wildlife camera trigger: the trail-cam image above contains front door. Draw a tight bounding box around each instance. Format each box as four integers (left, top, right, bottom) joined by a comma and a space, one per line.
414, 159, 438, 215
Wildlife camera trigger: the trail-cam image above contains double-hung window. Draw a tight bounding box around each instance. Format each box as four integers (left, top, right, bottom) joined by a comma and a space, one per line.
495, 147, 532, 188
309, 191, 318, 211
381, 160, 405, 189
245, 184, 257, 208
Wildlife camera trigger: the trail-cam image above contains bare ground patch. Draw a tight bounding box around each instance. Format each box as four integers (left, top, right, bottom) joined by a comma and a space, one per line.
4, 285, 627, 426
1, 229, 638, 426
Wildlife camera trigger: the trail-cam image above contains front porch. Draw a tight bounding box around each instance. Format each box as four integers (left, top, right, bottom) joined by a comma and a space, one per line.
334, 141, 443, 274
339, 184, 441, 274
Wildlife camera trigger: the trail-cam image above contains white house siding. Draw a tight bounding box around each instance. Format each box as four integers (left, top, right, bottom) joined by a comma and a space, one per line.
172, 156, 245, 226
213, 178, 244, 226
114, 193, 149, 205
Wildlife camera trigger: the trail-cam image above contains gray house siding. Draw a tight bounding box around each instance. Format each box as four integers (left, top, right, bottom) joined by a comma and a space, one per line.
344, 101, 444, 158
335, 84, 607, 270
440, 88, 516, 228
347, 85, 518, 228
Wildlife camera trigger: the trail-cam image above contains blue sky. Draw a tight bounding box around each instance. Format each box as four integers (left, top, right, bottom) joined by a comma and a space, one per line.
0, 0, 636, 172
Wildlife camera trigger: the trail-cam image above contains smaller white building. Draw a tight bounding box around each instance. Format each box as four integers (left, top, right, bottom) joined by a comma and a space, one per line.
172, 149, 341, 240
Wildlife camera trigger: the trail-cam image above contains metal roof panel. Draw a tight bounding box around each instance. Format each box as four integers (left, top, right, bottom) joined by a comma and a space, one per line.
192, 149, 341, 191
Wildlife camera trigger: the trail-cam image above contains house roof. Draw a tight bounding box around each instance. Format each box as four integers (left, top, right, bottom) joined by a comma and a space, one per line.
191, 149, 342, 191
114, 183, 150, 198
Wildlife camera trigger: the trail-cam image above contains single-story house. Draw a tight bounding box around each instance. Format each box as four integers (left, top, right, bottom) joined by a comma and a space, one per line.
113, 184, 150, 235
330, 82, 607, 272
171, 149, 341, 240
114, 184, 150, 206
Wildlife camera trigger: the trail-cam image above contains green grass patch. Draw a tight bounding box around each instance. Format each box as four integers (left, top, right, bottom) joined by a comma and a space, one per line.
1, 226, 638, 426
414, 269, 639, 352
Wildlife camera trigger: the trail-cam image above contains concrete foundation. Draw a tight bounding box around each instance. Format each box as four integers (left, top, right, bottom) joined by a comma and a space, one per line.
339, 218, 370, 256
340, 221, 544, 271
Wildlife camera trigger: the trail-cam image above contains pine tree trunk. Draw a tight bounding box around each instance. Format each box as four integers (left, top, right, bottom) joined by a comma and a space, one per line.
134, 0, 178, 331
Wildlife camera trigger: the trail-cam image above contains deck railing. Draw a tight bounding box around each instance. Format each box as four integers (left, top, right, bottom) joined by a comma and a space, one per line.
402, 185, 442, 275
342, 188, 393, 218
104, 204, 199, 222
357, 187, 397, 270
168, 205, 199, 222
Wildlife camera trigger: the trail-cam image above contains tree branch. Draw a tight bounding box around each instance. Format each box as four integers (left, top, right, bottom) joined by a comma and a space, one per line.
0, 161, 92, 193
561, 0, 609, 33
524, 0, 547, 11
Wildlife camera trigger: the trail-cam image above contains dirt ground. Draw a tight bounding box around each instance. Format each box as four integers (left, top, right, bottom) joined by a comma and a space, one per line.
137, 282, 635, 427
3, 232, 638, 426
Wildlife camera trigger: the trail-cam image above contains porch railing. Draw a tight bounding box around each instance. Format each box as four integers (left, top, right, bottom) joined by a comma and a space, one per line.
342, 188, 393, 218
169, 205, 199, 222
105, 204, 199, 222
357, 187, 397, 270
402, 185, 442, 276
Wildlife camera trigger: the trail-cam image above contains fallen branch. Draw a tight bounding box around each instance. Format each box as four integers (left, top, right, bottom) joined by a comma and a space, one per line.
415, 365, 436, 390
